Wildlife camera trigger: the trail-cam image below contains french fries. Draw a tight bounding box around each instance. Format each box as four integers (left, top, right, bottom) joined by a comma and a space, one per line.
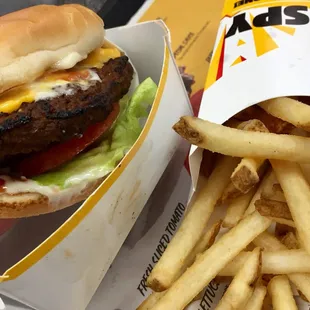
234, 104, 293, 133
143, 95, 310, 309
271, 160, 310, 255
253, 231, 286, 251
219, 249, 310, 275
261, 183, 286, 202
244, 170, 276, 216
177, 220, 222, 278
253, 231, 310, 302
147, 156, 238, 291
215, 248, 261, 310
150, 211, 271, 310
173, 117, 310, 163
268, 275, 298, 310
138, 221, 221, 310
242, 283, 267, 310
260, 97, 310, 131
230, 120, 268, 194
223, 187, 256, 228
255, 198, 295, 226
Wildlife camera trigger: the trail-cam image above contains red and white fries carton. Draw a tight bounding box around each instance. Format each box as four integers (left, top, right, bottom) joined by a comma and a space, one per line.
0, 20, 191, 310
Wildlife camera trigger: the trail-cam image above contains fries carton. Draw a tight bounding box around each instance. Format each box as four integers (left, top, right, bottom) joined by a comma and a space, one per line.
0, 20, 191, 310
184, 0, 310, 308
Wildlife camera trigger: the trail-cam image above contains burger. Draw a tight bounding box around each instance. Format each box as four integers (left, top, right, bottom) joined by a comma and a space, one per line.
0, 4, 157, 218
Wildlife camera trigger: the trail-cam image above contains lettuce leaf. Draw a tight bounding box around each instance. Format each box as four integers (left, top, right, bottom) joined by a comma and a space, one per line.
33, 77, 157, 188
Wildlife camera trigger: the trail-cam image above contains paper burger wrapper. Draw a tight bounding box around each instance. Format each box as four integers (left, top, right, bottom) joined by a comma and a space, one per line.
0, 20, 191, 310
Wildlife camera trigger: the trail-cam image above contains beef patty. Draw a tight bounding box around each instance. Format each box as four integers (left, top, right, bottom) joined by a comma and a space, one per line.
0, 56, 133, 163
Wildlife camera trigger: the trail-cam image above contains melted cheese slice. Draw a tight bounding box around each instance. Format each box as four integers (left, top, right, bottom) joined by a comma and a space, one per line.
0, 88, 35, 113
78, 47, 121, 68
0, 46, 121, 114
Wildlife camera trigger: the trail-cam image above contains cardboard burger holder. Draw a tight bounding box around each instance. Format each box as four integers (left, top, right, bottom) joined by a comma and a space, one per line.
92, 0, 310, 309
0, 20, 191, 310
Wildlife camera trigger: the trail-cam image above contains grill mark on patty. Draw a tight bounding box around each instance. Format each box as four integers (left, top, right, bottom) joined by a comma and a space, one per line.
0, 114, 31, 134
0, 56, 134, 162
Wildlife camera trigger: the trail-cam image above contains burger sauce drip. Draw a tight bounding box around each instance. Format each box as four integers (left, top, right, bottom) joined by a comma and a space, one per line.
0, 178, 5, 192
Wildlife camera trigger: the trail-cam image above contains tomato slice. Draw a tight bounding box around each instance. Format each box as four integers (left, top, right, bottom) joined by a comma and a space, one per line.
17, 102, 120, 178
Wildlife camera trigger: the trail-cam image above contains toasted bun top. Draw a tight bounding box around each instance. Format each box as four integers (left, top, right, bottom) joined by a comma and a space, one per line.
0, 4, 105, 94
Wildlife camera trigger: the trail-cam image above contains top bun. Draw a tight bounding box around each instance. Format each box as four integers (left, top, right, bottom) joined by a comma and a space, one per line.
0, 4, 105, 94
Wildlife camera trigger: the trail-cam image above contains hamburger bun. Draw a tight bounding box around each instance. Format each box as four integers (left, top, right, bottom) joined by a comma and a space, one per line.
0, 177, 104, 218
0, 4, 105, 93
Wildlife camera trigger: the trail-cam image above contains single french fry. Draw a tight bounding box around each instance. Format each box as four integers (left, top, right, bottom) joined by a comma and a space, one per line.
271, 160, 310, 255
261, 183, 286, 203
231, 158, 265, 193
150, 211, 271, 310
268, 275, 298, 310
254, 231, 310, 302
223, 187, 256, 228
260, 97, 310, 131
281, 232, 299, 250
244, 170, 277, 217
215, 248, 262, 310
242, 284, 267, 310
255, 198, 292, 220
173, 117, 310, 163
147, 156, 238, 292
219, 249, 310, 276
234, 105, 293, 134
137, 292, 165, 310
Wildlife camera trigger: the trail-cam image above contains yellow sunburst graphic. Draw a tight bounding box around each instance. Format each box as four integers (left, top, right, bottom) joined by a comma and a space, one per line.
237, 39, 246, 46
273, 25, 296, 36
248, 14, 295, 57
231, 55, 246, 67
250, 14, 278, 56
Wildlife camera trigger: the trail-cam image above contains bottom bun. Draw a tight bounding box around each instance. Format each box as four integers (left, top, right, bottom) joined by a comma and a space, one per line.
0, 178, 104, 218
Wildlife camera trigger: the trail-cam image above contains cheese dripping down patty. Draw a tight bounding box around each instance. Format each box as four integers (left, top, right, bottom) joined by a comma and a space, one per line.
0, 46, 121, 114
